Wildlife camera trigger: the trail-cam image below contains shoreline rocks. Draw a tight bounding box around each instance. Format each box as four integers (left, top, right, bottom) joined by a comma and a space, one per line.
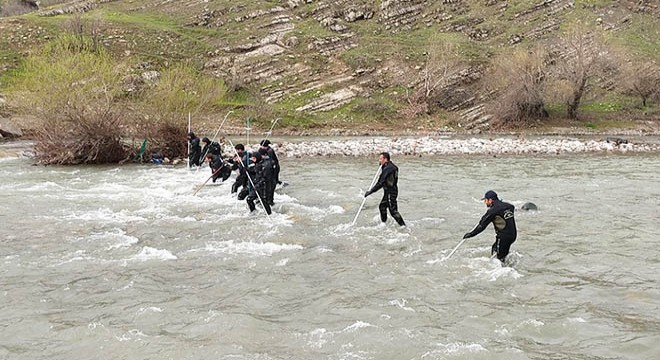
3, 136, 660, 161
272, 136, 660, 157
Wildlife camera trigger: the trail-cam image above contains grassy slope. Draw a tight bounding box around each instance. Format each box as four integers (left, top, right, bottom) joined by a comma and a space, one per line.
0, 0, 659, 133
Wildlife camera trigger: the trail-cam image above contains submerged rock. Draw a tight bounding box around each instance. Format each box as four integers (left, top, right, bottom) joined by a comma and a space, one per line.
521, 202, 538, 211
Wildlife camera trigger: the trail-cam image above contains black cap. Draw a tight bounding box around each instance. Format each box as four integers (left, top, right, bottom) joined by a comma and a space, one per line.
481, 190, 498, 200
260, 139, 271, 147
202, 137, 210, 143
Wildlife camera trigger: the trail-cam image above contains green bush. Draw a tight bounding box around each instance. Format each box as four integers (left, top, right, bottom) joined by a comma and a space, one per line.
7, 34, 130, 164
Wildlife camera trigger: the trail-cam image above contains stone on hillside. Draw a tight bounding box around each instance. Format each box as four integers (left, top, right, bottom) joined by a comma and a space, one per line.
235, 44, 285, 63
122, 74, 144, 93
141, 71, 160, 83
284, 36, 299, 47
295, 87, 360, 113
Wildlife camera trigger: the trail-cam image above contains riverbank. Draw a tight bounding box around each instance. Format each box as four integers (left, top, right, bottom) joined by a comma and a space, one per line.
3, 133, 660, 162
272, 135, 660, 158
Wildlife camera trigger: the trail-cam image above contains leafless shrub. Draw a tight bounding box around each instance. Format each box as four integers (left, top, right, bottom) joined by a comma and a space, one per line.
143, 122, 187, 161
226, 61, 248, 92
618, 58, 660, 107
6, 33, 129, 164
551, 23, 613, 119
33, 108, 129, 165
421, 36, 464, 101
398, 88, 429, 121
63, 14, 102, 53
394, 35, 466, 119
485, 46, 548, 127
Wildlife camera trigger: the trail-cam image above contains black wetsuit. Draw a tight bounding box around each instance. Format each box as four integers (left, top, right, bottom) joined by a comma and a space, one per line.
246, 159, 272, 215
464, 199, 517, 262
367, 161, 405, 226
232, 152, 249, 198
265, 146, 280, 185
208, 154, 231, 183
260, 155, 276, 205
201, 141, 222, 164
188, 133, 202, 167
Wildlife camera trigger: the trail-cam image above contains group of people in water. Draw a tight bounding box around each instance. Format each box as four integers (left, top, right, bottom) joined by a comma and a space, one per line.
187, 132, 281, 215
186, 132, 518, 264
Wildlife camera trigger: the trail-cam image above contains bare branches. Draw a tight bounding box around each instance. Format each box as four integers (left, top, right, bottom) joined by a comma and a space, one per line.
485, 46, 549, 127
552, 23, 612, 119
423, 38, 463, 99
33, 107, 128, 165
618, 59, 660, 107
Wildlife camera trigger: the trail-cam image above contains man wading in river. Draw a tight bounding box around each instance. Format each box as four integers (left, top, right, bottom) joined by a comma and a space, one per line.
463, 190, 517, 264
364, 152, 406, 226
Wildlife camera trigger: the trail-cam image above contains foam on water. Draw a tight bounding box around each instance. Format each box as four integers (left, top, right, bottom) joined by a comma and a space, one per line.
467, 257, 523, 281
188, 240, 303, 257
130, 246, 177, 262
54, 250, 96, 266
22, 181, 65, 192
437, 342, 488, 354
76, 228, 140, 250
341, 321, 375, 332
389, 298, 415, 312
56, 207, 147, 224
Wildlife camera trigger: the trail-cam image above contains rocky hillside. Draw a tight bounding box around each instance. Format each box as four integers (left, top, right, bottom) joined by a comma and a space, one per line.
1, 0, 659, 135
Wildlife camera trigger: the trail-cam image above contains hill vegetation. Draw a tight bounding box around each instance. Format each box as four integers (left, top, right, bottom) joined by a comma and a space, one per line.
0, 0, 658, 163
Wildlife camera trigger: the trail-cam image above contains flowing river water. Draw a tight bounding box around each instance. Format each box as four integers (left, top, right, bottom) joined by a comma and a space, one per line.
1, 140, 658, 359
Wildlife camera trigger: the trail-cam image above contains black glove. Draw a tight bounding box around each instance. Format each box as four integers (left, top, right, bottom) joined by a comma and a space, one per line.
364, 190, 372, 198
463, 232, 472, 239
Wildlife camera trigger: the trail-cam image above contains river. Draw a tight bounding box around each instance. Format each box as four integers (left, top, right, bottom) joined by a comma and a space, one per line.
1, 140, 658, 359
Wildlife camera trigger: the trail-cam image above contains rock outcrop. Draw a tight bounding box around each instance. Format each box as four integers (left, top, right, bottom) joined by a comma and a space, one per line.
0, 117, 22, 138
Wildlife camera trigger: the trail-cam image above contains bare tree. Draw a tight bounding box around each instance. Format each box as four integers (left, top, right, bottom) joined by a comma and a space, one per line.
396, 35, 465, 119
552, 24, 612, 119
485, 46, 548, 126
619, 58, 660, 107
422, 35, 464, 100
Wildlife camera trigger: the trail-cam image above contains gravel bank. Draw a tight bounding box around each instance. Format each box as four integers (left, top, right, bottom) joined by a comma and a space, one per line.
273, 136, 660, 157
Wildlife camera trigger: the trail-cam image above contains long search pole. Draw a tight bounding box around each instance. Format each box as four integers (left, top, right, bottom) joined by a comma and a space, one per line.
263, 118, 280, 142
196, 110, 234, 173
443, 238, 467, 261
246, 117, 251, 148
187, 112, 191, 168
193, 166, 223, 196
351, 165, 382, 226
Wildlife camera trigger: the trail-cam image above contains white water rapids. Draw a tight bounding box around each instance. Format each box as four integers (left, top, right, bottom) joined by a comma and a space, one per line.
1, 140, 658, 359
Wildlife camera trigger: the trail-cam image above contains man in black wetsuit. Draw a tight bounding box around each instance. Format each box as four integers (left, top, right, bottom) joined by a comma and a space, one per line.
463, 190, 517, 264
258, 147, 276, 206
231, 143, 249, 198
245, 151, 272, 215
187, 132, 202, 167
200, 137, 222, 163
364, 152, 406, 226
260, 139, 281, 186
205, 153, 231, 183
